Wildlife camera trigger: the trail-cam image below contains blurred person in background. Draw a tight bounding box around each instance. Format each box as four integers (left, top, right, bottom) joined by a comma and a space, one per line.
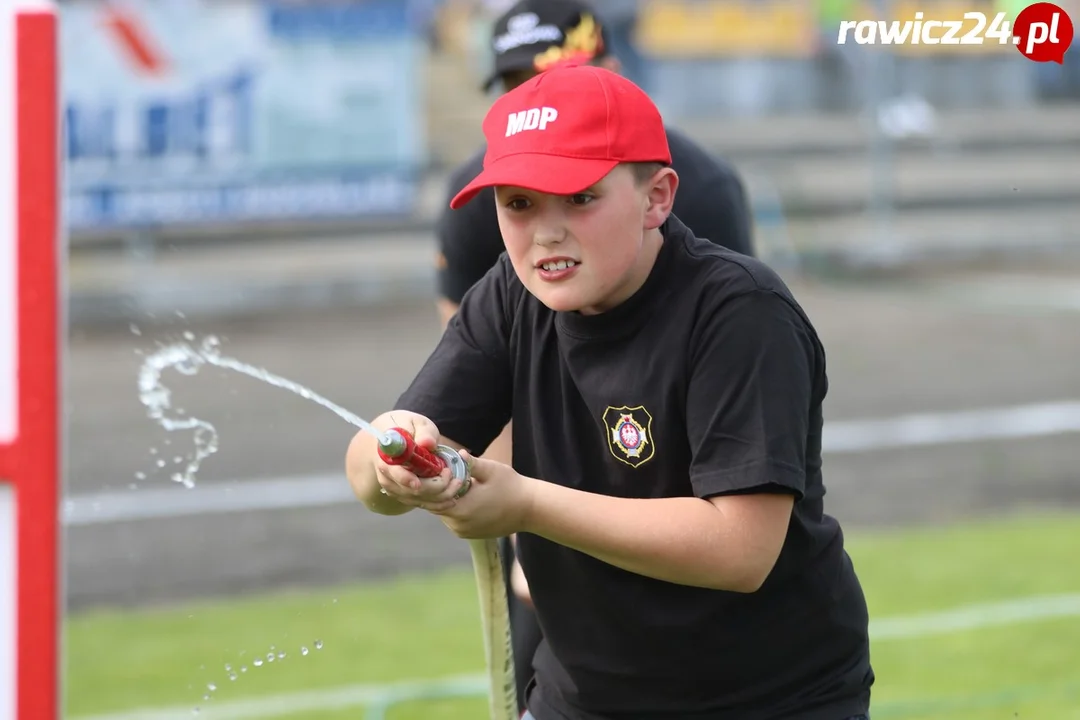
432, 0, 757, 711
584, 0, 647, 90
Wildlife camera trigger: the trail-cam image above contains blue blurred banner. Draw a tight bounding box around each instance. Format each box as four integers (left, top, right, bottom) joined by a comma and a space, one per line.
61, 0, 427, 231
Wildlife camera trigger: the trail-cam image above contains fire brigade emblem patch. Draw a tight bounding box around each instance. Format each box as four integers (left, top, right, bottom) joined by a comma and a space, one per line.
602, 405, 655, 468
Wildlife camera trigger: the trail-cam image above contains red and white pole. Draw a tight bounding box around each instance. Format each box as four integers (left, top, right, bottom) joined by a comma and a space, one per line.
0, 0, 62, 717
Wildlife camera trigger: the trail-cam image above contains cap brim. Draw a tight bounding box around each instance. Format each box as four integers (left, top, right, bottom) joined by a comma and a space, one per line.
449, 153, 619, 209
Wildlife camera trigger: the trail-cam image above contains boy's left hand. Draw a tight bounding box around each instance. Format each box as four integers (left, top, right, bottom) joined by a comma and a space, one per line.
426, 451, 534, 539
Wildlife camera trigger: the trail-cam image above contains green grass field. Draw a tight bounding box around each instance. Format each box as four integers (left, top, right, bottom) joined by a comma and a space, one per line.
67, 512, 1080, 719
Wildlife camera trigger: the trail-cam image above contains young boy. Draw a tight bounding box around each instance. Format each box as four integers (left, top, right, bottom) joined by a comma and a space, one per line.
437, 3, 757, 709
346, 64, 874, 720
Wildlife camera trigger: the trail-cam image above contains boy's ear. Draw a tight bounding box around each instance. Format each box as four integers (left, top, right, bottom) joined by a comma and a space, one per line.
643, 167, 678, 231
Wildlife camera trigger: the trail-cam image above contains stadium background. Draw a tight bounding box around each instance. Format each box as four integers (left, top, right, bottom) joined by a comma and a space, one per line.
61, 0, 1080, 718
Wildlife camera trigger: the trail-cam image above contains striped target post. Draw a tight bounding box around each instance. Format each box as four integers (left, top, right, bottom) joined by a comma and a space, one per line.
0, 0, 62, 718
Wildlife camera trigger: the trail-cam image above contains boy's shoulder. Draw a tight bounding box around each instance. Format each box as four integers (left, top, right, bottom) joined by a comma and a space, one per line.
664, 215, 793, 301
663, 217, 822, 349
462, 249, 531, 321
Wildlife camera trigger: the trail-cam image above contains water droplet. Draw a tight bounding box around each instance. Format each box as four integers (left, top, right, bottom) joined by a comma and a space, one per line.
191, 708, 200, 716
315, 640, 323, 650
134, 472, 146, 480
175, 358, 200, 375
266, 652, 275, 663
241, 666, 248, 673
173, 456, 183, 463
332, 598, 338, 604
129, 323, 142, 336
176, 311, 187, 320
202, 694, 210, 701
229, 672, 237, 681
301, 647, 309, 656
136, 339, 367, 495
269, 645, 275, 651
278, 652, 286, 660
207, 683, 216, 692
150, 448, 158, 455
224, 664, 231, 672
253, 659, 263, 667
171, 472, 196, 488
201, 336, 222, 359
156, 459, 166, 468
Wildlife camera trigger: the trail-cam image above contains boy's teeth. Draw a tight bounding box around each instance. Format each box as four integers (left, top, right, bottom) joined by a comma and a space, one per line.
543, 260, 576, 271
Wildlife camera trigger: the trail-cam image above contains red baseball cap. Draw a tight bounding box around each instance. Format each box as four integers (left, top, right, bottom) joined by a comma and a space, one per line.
449, 64, 672, 210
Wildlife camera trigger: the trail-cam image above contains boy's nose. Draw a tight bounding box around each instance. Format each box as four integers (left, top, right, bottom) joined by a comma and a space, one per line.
533, 225, 567, 247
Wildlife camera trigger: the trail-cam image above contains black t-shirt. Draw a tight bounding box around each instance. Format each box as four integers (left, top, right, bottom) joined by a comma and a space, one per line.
397, 216, 873, 720
435, 126, 755, 305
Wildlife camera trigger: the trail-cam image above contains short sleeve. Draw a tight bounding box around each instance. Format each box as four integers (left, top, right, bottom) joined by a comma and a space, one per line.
396, 259, 515, 454
435, 163, 507, 304
685, 288, 823, 500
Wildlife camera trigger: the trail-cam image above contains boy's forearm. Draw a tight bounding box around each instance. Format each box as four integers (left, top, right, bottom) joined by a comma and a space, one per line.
346, 432, 414, 516
520, 480, 780, 592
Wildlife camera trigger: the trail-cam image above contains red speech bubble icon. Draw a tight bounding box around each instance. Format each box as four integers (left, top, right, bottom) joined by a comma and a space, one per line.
1014, 2, 1074, 63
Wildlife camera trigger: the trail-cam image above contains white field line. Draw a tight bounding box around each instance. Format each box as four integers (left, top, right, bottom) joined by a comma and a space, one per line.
73, 674, 490, 720
869, 593, 1080, 639
72, 593, 1080, 720
928, 276, 1080, 313
63, 473, 351, 527
63, 400, 1080, 527
822, 400, 1080, 454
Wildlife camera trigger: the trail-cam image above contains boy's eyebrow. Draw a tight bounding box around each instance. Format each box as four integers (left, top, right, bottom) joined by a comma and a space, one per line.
491, 180, 605, 199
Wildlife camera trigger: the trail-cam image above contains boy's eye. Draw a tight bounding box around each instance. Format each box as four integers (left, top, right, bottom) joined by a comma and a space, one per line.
568, 193, 594, 206
505, 197, 531, 211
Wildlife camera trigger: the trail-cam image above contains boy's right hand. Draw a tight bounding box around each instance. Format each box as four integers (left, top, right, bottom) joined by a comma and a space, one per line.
346, 410, 466, 514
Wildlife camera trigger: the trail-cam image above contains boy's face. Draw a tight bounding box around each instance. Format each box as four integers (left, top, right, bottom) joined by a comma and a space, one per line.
494, 164, 676, 315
